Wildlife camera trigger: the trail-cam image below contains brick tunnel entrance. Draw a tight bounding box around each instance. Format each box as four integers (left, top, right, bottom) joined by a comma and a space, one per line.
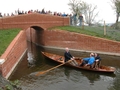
26, 26, 45, 66
26, 26, 44, 45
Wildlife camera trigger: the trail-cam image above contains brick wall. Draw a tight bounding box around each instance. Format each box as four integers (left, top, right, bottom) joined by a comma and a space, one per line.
0, 13, 70, 30
43, 30, 120, 54
29, 28, 120, 55
0, 30, 27, 78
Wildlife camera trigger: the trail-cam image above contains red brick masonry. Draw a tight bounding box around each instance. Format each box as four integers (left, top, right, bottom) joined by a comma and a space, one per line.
0, 13, 69, 30
40, 29, 120, 55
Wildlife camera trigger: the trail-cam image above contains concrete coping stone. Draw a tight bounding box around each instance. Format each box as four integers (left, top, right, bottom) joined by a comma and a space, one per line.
0, 59, 5, 64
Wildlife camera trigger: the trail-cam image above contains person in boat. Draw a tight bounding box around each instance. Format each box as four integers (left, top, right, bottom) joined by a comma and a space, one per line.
93, 53, 101, 69
64, 47, 78, 66
80, 53, 95, 68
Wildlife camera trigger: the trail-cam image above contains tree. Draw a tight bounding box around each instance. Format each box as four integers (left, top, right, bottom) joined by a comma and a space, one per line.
82, 2, 99, 26
68, 0, 99, 26
68, 0, 83, 15
111, 0, 120, 29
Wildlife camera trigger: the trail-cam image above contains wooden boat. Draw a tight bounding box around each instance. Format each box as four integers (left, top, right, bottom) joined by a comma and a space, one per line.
41, 51, 116, 73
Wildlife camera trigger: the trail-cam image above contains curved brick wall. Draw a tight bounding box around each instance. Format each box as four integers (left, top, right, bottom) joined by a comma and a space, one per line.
44, 30, 120, 55
28, 27, 120, 56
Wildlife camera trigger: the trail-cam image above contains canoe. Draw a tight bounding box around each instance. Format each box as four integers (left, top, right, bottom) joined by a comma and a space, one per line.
41, 51, 116, 73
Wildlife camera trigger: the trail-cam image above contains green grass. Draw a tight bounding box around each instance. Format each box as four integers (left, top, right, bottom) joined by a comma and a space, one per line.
0, 28, 21, 56
49, 25, 120, 41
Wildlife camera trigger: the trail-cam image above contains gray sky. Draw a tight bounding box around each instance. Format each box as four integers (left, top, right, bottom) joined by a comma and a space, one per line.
0, 0, 116, 23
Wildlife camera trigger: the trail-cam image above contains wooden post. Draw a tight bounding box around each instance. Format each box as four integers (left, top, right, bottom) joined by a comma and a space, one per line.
104, 21, 106, 35
82, 20, 84, 30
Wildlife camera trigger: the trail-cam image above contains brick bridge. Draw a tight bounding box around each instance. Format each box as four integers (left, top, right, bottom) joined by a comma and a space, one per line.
0, 13, 120, 79
0, 13, 69, 30
0, 13, 70, 78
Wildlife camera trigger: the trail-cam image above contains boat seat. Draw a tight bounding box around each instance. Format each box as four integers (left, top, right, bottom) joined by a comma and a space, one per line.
87, 63, 95, 69
70, 60, 79, 66
59, 57, 63, 61
93, 61, 101, 69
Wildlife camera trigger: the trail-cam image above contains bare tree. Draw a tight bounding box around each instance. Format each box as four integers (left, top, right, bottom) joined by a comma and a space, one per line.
68, 0, 83, 15
81, 2, 99, 26
111, 0, 120, 29
68, 0, 99, 26
68, 0, 83, 25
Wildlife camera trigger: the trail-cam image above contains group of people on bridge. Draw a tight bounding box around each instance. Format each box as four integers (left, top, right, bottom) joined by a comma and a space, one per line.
0, 8, 84, 27
0, 8, 70, 18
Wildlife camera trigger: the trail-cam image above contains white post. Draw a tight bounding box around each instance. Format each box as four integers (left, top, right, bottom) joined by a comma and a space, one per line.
0, 59, 5, 64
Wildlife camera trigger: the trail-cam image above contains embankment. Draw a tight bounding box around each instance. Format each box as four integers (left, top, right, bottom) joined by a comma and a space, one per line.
0, 30, 27, 79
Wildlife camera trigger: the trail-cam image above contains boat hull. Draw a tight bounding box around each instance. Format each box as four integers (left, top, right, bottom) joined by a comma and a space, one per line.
41, 51, 116, 73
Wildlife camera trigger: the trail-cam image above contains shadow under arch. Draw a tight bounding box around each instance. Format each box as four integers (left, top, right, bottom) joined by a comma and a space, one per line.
26, 26, 45, 67
30, 26, 45, 46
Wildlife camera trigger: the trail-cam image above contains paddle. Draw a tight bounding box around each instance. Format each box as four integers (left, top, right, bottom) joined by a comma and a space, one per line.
35, 60, 73, 76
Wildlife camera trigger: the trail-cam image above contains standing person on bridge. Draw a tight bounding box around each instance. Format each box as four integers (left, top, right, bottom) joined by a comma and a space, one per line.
78, 14, 83, 26
0, 13, 2, 17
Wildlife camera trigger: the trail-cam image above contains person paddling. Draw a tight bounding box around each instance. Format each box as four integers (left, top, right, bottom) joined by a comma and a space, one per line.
64, 47, 78, 66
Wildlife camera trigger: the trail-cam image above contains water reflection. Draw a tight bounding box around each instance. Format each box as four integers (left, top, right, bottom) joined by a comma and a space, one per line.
81, 71, 100, 84
27, 51, 35, 67
109, 68, 120, 90
64, 67, 71, 79
63, 66, 116, 86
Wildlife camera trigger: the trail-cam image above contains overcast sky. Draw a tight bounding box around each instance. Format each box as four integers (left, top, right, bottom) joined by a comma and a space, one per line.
0, 0, 116, 23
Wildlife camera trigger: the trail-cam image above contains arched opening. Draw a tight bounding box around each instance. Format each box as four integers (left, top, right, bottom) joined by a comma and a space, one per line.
26, 26, 44, 67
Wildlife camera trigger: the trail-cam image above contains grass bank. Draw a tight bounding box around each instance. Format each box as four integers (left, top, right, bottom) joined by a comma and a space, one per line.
50, 26, 120, 41
0, 28, 21, 56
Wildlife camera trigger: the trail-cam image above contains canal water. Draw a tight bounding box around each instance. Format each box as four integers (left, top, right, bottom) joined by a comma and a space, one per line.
9, 42, 120, 90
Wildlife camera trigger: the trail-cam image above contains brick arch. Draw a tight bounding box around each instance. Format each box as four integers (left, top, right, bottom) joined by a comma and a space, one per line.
26, 26, 45, 60
26, 25, 45, 46
31, 26, 44, 31
0, 13, 69, 30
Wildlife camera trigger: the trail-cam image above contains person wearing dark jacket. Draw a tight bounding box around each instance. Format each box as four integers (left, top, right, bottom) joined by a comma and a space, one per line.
78, 14, 83, 26
94, 53, 101, 69
64, 47, 78, 66
64, 47, 74, 62
0, 13, 2, 17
